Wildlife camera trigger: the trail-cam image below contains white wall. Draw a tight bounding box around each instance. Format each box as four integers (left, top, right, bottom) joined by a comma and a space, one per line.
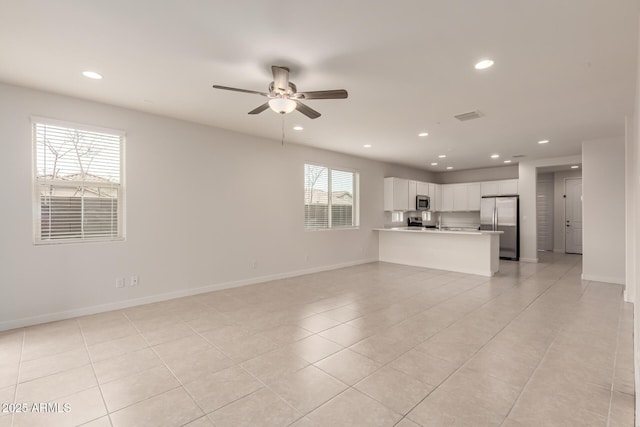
0, 83, 433, 330
553, 170, 582, 252
582, 138, 626, 285
518, 155, 582, 262
633, 27, 640, 420
626, 115, 637, 303
630, 16, 640, 423
436, 165, 518, 184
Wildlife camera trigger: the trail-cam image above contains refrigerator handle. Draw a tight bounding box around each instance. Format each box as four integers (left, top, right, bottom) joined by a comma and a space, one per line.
493, 207, 497, 231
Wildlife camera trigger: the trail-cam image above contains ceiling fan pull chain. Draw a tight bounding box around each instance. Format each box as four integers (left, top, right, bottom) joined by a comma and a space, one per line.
281, 115, 285, 146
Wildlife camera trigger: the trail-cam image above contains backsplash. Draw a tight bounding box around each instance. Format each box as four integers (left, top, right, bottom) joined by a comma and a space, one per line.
440, 211, 481, 228
383, 210, 438, 228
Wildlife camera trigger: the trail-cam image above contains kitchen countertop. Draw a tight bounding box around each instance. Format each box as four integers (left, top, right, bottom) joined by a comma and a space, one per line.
374, 227, 503, 235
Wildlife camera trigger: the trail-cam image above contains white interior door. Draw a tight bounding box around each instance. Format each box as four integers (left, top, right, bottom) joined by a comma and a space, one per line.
565, 178, 583, 254
536, 178, 554, 251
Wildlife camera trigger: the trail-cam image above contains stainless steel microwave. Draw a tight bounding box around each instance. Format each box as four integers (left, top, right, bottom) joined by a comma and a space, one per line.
416, 195, 430, 211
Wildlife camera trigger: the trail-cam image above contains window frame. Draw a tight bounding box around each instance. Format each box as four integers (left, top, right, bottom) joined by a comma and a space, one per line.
303, 162, 360, 231
31, 116, 126, 245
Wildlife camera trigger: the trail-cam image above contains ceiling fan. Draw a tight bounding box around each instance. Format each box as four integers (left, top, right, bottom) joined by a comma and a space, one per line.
212, 66, 348, 119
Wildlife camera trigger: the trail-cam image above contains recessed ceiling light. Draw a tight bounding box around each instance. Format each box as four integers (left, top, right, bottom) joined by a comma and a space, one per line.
504, 160, 512, 163
293, 126, 304, 131
363, 144, 372, 148
491, 154, 500, 159
82, 71, 103, 80
446, 166, 453, 170
431, 162, 438, 166
571, 165, 579, 169
418, 132, 429, 137
474, 59, 494, 70
438, 154, 446, 158
538, 140, 549, 144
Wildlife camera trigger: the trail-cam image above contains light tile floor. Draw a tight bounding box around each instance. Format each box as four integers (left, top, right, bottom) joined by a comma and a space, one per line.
0, 252, 634, 426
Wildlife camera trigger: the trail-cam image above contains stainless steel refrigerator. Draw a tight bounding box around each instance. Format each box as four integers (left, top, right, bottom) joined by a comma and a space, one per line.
480, 195, 519, 260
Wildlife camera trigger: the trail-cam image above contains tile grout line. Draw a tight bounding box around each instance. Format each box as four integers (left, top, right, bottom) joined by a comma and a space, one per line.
605, 291, 625, 427
499, 268, 605, 425
498, 260, 586, 424
77, 318, 115, 427
180, 316, 311, 425
307, 261, 561, 424
177, 271, 476, 424
9, 328, 25, 427
120, 311, 214, 425
401, 268, 567, 425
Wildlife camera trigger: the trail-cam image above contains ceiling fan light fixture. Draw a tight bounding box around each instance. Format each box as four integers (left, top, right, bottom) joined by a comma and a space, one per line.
268, 98, 297, 114
474, 59, 494, 70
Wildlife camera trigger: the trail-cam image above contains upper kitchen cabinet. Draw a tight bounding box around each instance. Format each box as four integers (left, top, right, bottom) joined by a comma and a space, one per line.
467, 183, 481, 210
384, 177, 409, 211
452, 184, 467, 211
441, 185, 454, 211
440, 183, 481, 211
384, 178, 440, 212
408, 180, 418, 211
480, 179, 518, 196
416, 181, 430, 196
499, 179, 518, 195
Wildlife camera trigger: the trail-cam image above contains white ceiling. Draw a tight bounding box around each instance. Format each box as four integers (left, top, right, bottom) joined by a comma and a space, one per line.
1, 1, 638, 171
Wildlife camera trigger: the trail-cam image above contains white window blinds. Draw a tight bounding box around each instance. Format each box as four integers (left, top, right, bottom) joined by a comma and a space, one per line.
33, 119, 124, 243
304, 164, 358, 229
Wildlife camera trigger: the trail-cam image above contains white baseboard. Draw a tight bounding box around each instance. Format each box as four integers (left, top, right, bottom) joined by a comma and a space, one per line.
519, 257, 539, 263
581, 273, 625, 285
0, 258, 378, 332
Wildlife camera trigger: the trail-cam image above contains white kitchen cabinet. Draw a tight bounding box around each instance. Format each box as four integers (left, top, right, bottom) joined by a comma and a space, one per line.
408, 180, 417, 211
440, 183, 481, 211
416, 181, 429, 197
441, 185, 454, 211
428, 183, 437, 209
384, 177, 409, 211
481, 181, 499, 196
481, 179, 518, 196
467, 183, 481, 211
435, 184, 442, 211
499, 179, 518, 195
452, 184, 467, 211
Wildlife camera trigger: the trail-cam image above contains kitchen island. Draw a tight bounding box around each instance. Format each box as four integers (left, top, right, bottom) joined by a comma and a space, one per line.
374, 227, 503, 276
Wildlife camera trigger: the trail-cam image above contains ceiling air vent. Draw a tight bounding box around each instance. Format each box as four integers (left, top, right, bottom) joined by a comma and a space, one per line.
454, 110, 483, 121
512, 154, 526, 158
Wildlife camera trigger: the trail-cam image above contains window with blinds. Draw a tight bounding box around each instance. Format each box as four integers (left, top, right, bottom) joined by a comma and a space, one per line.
33, 119, 124, 244
304, 163, 358, 230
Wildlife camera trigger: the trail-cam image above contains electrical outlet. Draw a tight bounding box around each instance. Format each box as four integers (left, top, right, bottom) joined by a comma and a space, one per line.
305, 254, 309, 261
251, 260, 257, 269
115, 278, 125, 289
130, 276, 139, 287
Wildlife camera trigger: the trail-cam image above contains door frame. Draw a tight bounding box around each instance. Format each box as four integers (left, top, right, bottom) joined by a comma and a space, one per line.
564, 177, 583, 254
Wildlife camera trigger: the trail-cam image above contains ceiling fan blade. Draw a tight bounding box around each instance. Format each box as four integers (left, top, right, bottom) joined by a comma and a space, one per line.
297, 89, 349, 100
248, 103, 270, 115
271, 66, 290, 92
295, 101, 321, 119
212, 85, 267, 96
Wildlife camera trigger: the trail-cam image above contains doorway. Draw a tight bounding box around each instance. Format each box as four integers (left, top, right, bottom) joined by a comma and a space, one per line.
536, 174, 554, 251
565, 178, 583, 254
